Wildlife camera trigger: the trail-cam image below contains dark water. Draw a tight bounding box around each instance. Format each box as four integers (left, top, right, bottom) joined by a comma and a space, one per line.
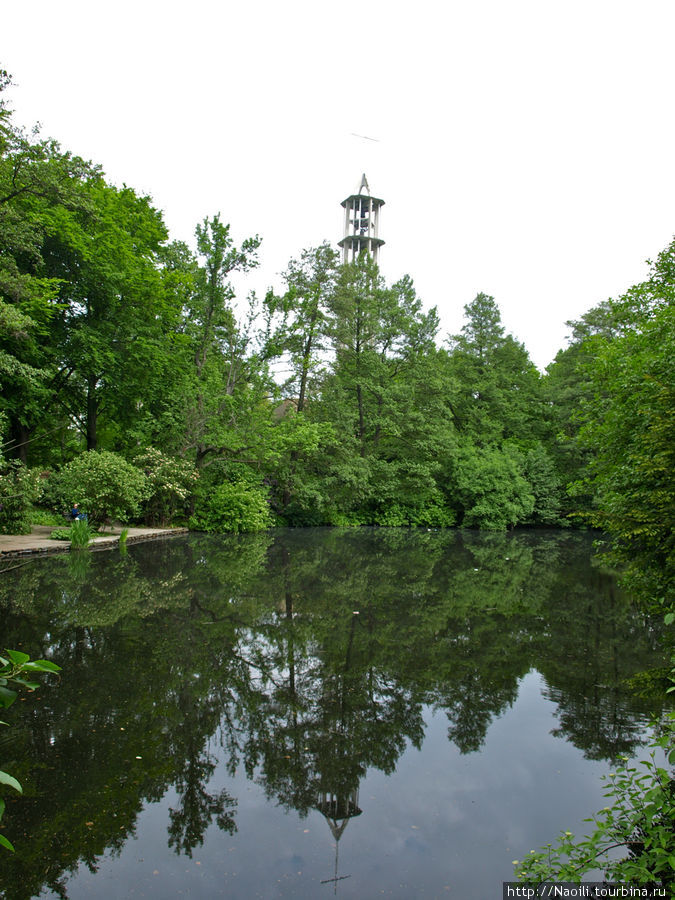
0, 529, 668, 899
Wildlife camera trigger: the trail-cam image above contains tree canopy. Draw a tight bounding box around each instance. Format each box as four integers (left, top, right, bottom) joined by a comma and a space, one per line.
0, 70, 672, 554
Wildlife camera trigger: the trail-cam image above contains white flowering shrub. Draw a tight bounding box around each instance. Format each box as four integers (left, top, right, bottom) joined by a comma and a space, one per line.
46, 451, 150, 527
133, 448, 199, 525
0, 462, 42, 534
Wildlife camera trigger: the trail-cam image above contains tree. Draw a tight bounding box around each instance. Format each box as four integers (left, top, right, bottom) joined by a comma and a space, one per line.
579, 300, 674, 596
172, 215, 277, 468
306, 255, 446, 524
0, 72, 100, 461
40, 179, 175, 451
447, 292, 545, 446
449, 440, 534, 530
280, 242, 338, 412
543, 299, 631, 517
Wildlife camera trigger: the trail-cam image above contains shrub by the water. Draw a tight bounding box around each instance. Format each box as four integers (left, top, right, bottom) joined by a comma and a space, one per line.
133, 448, 198, 525
49, 519, 93, 546
189, 480, 271, 533
46, 451, 149, 528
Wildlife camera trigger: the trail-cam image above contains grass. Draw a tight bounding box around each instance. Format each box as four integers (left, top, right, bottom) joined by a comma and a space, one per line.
49, 519, 94, 547
70, 518, 92, 548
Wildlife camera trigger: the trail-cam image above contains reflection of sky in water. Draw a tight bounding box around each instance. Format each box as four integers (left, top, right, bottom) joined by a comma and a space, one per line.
1, 530, 665, 899
51, 671, 636, 899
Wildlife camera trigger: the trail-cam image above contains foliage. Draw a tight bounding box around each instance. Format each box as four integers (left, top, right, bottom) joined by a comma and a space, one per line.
2, 66, 674, 538
134, 447, 199, 525
189, 479, 272, 533
29, 507, 64, 526
0, 649, 61, 852
0, 462, 41, 534
447, 292, 545, 445
514, 716, 675, 886
50, 520, 94, 545
522, 443, 565, 526
46, 450, 149, 527
69, 517, 92, 548
450, 441, 534, 530
576, 300, 675, 596
279, 241, 339, 411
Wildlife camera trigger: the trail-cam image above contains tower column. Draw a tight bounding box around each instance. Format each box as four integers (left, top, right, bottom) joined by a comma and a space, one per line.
338, 174, 384, 265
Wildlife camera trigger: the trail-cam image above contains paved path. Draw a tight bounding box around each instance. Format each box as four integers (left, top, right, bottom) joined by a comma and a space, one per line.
0, 525, 188, 558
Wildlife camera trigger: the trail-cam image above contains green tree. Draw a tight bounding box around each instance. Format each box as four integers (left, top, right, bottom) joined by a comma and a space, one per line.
543, 299, 629, 517
579, 300, 674, 596
302, 256, 447, 525
172, 215, 281, 469
40, 179, 176, 452
280, 241, 338, 412
449, 439, 534, 530
447, 292, 545, 446
0, 72, 100, 462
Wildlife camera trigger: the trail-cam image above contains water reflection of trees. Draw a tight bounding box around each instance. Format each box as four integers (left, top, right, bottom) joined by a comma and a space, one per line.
0, 529, 667, 898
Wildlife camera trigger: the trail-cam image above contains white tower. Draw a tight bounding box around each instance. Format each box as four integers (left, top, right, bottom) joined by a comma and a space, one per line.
338, 174, 384, 264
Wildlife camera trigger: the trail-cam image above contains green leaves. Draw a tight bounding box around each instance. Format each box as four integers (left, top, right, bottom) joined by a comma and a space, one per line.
46, 450, 150, 527
0, 773, 22, 794
0, 648, 60, 853
515, 714, 675, 884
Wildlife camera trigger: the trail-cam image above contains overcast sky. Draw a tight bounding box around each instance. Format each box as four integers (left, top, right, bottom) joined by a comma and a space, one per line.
4, 0, 675, 369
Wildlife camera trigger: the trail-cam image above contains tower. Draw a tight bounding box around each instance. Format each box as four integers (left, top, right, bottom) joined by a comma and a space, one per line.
338, 173, 384, 264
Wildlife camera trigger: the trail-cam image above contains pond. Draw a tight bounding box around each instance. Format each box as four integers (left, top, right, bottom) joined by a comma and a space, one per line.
0, 528, 669, 899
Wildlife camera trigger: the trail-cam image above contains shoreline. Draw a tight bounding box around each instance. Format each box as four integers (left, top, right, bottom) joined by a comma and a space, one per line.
0, 525, 189, 559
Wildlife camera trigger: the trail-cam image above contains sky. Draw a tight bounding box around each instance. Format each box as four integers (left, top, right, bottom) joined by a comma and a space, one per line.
4, 0, 675, 369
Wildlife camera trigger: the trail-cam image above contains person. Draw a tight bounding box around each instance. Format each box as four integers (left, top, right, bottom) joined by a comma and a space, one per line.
71, 503, 81, 520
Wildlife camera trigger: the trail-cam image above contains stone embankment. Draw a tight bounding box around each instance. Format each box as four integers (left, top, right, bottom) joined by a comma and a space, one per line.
0, 525, 188, 558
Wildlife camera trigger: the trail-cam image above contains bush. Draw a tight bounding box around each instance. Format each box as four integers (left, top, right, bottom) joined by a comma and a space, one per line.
371, 501, 455, 528
189, 480, 271, 533
0, 462, 42, 535
133, 448, 198, 526
514, 714, 675, 886
46, 451, 149, 528
450, 442, 534, 530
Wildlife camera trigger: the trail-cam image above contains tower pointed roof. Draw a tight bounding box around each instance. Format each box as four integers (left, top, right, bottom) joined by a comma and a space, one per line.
340, 174, 384, 208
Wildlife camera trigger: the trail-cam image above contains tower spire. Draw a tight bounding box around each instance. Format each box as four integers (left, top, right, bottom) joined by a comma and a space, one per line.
338, 174, 385, 264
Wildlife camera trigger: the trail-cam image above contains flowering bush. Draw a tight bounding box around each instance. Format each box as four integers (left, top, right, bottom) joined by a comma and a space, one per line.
0, 462, 42, 534
46, 451, 149, 527
133, 448, 198, 525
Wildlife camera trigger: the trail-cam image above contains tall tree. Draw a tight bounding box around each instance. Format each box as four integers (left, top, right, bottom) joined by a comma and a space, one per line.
173, 215, 286, 470
573, 243, 675, 597
39, 179, 174, 451
280, 241, 338, 412
447, 292, 544, 445
0, 70, 100, 460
